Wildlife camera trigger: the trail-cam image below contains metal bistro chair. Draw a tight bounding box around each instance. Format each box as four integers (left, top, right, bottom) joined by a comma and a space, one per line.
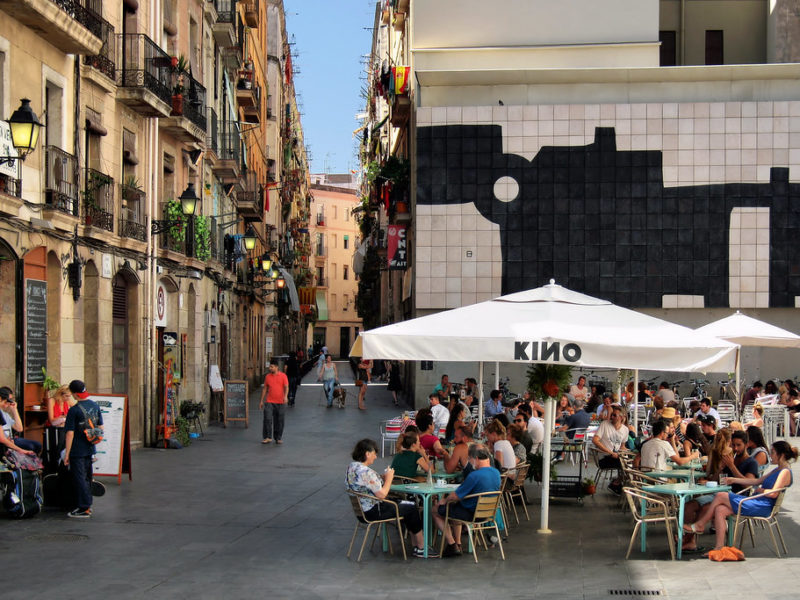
728, 487, 789, 557
379, 419, 403, 457
502, 462, 530, 524
716, 402, 738, 426
622, 487, 678, 560
438, 491, 506, 563
346, 491, 408, 562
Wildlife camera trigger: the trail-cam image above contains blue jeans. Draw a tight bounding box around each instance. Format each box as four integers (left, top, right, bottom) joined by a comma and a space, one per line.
70, 455, 93, 510
15, 438, 43, 455
322, 379, 335, 406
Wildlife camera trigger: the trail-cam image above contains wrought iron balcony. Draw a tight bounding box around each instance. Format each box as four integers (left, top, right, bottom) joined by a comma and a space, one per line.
237, 169, 261, 220
212, 0, 236, 46
44, 146, 79, 216
183, 75, 207, 132
212, 122, 241, 179
243, 0, 259, 28
158, 203, 185, 254
0, 0, 104, 55
206, 106, 219, 157
119, 184, 146, 241
0, 175, 21, 199
83, 16, 115, 81
116, 33, 172, 117
83, 168, 114, 231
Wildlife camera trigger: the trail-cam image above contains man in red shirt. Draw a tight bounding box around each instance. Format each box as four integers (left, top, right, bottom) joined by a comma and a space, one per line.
260, 359, 289, 444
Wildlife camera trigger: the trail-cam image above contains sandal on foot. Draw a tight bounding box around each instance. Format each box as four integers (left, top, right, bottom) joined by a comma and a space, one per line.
682, 523, 704, 534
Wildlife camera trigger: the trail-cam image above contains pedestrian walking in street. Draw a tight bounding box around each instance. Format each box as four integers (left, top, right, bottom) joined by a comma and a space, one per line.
318, 354, 339, 408
260, 360, 289, 444
386, 360, 403, 406
357, 359, 372, 410
63, 380, 103, 518
285, 351, 299, 406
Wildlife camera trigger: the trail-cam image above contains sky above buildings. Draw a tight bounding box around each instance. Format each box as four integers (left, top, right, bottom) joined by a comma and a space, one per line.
285, 0, 376, 175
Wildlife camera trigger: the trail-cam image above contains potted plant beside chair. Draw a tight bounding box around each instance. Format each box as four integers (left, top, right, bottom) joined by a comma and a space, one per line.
582, 477, 596, 496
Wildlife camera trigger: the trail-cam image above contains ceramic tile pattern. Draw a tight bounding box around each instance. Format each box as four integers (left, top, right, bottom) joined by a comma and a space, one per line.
415, 102, 800, 310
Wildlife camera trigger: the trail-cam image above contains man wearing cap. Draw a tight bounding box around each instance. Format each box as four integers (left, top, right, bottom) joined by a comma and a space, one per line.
698, 414, 718, 445
260, 359, 289, 444
63, 380, 103, 518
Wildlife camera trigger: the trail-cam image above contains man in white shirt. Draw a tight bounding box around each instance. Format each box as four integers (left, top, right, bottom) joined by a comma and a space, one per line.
569, 375, 589, 402
592, 406, 629, 494
429, 393, 450, 433
655, 381, 676, 405
693, 397, 722, 428
638, 420, 698, 471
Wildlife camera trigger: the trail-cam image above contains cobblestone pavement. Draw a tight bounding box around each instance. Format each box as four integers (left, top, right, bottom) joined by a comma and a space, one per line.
4, 362, 800, 599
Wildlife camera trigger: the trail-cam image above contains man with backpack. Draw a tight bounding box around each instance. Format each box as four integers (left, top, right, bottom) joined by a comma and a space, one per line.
63, 380, 103, 518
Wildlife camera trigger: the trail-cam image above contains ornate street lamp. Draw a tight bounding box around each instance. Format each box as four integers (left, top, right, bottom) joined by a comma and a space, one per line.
1, 98, 43, 165
243, 225, 257, 251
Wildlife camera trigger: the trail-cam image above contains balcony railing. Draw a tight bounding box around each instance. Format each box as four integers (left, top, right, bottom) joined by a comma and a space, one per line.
207, 106, 218, 155
219, 122, 241, 163
0, 175, 22, 199
84, 168, 114, 231
316, 214, 325, 226
117, 33, 172, 106
315, 243, 325, 257
44, 146, 79, 216
183, 75, 207, 132
52, 0, 103, 37
119, 184, 146, 241
214, 0, 236, 23
159, 203, 185, 253
209, 217, 225, 263
83, 16, 115, 80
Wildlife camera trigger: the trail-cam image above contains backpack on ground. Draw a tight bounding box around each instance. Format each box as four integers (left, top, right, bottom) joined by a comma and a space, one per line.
2, 467, 43, 518
78, 403, 104, 445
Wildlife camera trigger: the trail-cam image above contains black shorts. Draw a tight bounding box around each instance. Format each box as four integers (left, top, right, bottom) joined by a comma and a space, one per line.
599, 455, 621, 470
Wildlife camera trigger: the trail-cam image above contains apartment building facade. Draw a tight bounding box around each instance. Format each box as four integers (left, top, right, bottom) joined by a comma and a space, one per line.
0, 0, 309, 446
359, 0, 800, 402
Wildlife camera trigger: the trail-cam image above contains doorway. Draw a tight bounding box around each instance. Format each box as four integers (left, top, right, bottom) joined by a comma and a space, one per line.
339, 326, 350, 359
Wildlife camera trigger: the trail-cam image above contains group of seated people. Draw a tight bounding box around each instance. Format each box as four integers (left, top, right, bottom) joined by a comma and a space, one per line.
346, 437, 502, 558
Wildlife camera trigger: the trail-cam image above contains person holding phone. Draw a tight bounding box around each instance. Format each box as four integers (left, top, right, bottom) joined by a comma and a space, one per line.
0, 386, 42, 454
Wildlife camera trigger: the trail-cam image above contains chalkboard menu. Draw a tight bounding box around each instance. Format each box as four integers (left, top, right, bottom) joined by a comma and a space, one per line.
25, 279, 47, 383
223, 380, 248, 427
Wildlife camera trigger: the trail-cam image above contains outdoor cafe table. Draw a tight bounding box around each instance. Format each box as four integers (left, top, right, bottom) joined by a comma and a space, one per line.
646, 469, 696, 481
390, 482, 459, 558
641, 481, 731, 559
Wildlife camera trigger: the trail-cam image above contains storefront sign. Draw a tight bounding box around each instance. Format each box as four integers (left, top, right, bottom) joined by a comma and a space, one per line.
24, 279, 47, 382
154, 281, 167, 326
388, 225, 407, 270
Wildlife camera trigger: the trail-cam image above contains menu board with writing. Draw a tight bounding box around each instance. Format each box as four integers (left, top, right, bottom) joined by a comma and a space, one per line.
25, 279, 47, 383
224, 380, 248, 427
87, 394, 132, 484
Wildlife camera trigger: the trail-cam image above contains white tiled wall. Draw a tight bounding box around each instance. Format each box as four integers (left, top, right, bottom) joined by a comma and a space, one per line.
729, 207, 770, 308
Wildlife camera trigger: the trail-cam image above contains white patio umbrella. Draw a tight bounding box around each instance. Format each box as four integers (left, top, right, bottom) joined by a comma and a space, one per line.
351, 280, 738, 532
695, 310, 800, 401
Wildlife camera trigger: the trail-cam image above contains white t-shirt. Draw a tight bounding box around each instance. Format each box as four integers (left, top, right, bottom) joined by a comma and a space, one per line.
430, 403, 450, 432
656, 389, 676, 404
569, 384, 588, 401
493, 439, 517, 470
527, 417, 544, 448
593, 421, 629, 458
0, 409, 11, 439
639, 437, 676, 471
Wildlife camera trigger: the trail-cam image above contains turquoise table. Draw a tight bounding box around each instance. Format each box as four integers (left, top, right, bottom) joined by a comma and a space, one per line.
390, 482, 459, 558
641, 482, 731, 559
432, 469, 462, 481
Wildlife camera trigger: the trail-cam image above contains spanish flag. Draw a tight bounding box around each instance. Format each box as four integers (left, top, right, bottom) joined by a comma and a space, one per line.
393, 66, 409, 95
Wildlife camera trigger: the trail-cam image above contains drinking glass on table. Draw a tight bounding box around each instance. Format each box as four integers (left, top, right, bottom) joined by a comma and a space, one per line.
719, 474, 728, 485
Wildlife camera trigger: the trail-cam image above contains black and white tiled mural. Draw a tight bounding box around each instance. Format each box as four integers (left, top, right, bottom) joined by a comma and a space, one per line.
415, 103, 800, 310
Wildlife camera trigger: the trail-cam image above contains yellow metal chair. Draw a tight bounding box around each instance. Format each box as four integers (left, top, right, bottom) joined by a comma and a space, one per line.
729, 487, 789, 557
346, 491, 408, 562
438, 491, 505, 563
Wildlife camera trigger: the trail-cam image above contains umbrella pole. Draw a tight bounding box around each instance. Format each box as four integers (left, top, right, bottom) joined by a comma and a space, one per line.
616, 369, 621, 406
539, 395, 553, 534
735, 348, 741, 410
495, 362, 500, 394
478, 361, 484, 435
633, 369, 639, 435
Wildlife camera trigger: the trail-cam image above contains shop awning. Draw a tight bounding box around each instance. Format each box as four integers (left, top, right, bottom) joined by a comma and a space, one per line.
315, 290, 328, 321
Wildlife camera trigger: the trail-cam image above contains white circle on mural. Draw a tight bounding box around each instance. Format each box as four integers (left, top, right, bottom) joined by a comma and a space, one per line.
493, 176, 519, 203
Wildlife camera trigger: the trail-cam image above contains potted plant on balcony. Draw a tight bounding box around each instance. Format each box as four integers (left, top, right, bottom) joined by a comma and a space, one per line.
164, 197, 185, 250
194, 215, 211, 261
121, 175, 143, 204
171, 55, 188, 116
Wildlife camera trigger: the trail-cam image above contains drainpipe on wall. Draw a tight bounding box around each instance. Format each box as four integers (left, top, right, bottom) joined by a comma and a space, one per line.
680, 0, 686, 65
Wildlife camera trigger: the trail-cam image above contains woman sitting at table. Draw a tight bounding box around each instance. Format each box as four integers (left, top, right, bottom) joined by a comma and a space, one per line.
485, 420, 517, 471
416, 412, 449, 460
444, 403, 471, 444
507, 424, 528, 465
396, 424, 419, 454
683, 441, 796, 555
345, 438, 434, 558
743, 404, 764, 429
682, 422, 709, 458
746, 425, 770, 467
556, 395, 573, 426
390, 431, 432, 481
47, 385, 74, 427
